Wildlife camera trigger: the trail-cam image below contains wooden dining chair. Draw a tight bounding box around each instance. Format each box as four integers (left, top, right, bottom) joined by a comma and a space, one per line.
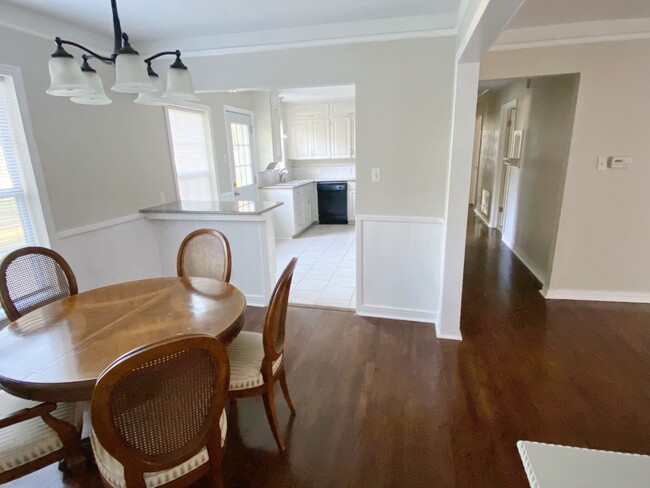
91, 334, 230, 488
177, 229, 232, 283
227, 257, 297, 452
0, 246, 78, 322
0, 393, 84, 483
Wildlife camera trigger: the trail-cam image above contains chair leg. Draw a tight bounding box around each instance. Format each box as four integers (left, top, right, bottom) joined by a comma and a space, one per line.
262, 384, 285, 452
278, 368, 296, 415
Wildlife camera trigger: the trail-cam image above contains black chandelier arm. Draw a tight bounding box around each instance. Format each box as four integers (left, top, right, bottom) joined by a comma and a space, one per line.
56, 38, 115, 65
144, 50, 182, 64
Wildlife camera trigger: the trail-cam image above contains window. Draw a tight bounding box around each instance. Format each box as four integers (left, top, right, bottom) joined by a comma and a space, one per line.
166, 107, 217, 201
229, 122, 253, 188
0, 73, 48, 261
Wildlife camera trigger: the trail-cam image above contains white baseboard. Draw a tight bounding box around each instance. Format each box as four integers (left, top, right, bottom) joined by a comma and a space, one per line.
501, 237, 547, 285
541, 288, 650, 304
435, 331, 463, 341
245, 294, 268, 307
357, 304, 439, 324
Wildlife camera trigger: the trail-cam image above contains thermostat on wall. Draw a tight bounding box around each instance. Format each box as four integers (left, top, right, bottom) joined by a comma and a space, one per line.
607, 156, 632, 169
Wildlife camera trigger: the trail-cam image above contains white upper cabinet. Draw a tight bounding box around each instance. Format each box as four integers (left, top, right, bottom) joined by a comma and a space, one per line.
285, 100, 355, 160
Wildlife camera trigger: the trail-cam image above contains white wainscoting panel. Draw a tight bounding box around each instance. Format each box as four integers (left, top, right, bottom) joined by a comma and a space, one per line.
356, 215, 444, 324
147, 214, 276, 307
54, 215, 163, 292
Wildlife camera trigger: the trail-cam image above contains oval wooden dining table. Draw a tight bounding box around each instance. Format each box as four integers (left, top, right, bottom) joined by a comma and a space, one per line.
0, 277, 246, 403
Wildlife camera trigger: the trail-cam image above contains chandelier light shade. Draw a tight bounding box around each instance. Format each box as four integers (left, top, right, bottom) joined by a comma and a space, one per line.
46, 47, 93, 97
71, 58, 112, 105
163, 57, 199, 101
111, 36, 156, 94
134, 66, 166, 105
47, 0, 198, 106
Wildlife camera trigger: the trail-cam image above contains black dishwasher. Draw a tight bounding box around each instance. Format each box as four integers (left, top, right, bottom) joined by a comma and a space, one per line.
317, 182, 348, 224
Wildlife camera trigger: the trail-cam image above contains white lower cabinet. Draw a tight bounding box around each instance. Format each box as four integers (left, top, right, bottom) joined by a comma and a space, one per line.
347, 181, 356, 221
259, 183, 318, 238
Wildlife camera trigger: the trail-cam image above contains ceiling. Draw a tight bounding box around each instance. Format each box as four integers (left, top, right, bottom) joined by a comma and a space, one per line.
4, 0, 461, 42
508, 0, 650, 29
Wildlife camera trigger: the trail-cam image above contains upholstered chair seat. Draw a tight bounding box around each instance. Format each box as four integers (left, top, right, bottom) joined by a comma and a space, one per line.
91, 411, 227, 488
0, 391, 82, 475
228, 331, 283, 391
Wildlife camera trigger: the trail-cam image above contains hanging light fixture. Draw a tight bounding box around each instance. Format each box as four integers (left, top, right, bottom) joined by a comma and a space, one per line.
47, 0, 199, 106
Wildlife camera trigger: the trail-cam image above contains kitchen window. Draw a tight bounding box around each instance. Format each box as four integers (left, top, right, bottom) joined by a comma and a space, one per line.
165, 106, 218, 201
0, 72, 48, 261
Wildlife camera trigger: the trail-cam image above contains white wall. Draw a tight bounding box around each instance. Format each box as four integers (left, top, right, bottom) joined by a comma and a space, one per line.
482, 39, 650, 301
0, 26, 177, 232
182, 37, 457, 323
505, 75, 578, 284
183, 37, 456, 218
1, 26, 458, 324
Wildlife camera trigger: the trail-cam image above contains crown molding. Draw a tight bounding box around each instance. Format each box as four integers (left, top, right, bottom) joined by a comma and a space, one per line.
491, 17, 650, 51
136, 14, 457, 57
0, 3, 113, 53
0, 4, 457, 57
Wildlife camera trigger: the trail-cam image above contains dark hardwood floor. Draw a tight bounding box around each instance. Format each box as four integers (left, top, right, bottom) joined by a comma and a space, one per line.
10, 211, 650, 487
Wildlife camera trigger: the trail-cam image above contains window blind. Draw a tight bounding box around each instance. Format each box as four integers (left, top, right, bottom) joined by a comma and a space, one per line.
166, 107, 217, 201
0, 75, 37, 260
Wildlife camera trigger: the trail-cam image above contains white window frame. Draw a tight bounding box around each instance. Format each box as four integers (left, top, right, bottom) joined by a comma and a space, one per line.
164, 102, 220, 201
0, 64, 54, 249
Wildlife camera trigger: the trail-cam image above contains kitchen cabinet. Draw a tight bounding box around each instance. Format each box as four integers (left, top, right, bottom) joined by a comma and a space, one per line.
289, 119, 330, 160
259, 182, 318, 238
347, 181, 356, 222
285, 100, 355, 160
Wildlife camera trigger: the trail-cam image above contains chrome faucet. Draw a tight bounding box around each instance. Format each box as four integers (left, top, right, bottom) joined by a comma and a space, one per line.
279, 168, 289, 182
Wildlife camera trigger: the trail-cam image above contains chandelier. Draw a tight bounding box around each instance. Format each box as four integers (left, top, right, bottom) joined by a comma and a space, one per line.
46, 0, 198, 106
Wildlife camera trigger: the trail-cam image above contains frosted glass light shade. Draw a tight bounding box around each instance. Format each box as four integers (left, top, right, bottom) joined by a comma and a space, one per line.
112, 53, 156, 93
163, 67, 199, 101
46, 57, 92, 97
134, 75, 166, 105
71, 70, 112, 105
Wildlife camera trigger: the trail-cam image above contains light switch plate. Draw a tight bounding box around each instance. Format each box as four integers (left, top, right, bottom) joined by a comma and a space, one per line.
597, 157, 607, 171
371, 168, 381, 183
159, 192, 166, 203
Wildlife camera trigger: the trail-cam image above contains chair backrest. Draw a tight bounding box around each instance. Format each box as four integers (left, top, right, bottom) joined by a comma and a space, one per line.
176, 229, 232, 283
0, 246, 78, 322
91, 334, 229, 486
262, 258, 297, 366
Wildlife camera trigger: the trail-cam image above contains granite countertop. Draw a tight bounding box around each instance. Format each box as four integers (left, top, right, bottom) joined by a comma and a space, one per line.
260, 179, 355, 189
258, 179, 315, 189
140, 200, 283, 215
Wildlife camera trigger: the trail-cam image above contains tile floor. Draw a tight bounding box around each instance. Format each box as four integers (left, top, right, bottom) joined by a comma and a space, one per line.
275, 224, 356, 309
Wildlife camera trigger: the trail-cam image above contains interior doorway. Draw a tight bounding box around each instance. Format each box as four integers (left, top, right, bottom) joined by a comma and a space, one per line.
495, 100, 517, 231
470, 74, 580, 290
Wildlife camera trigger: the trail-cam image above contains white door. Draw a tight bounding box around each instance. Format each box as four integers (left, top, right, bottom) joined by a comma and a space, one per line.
469, 115, 483, 205
225, 110, 258, 200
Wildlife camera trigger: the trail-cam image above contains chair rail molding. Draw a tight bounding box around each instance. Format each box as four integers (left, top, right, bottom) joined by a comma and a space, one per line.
355, 214, 444, 326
